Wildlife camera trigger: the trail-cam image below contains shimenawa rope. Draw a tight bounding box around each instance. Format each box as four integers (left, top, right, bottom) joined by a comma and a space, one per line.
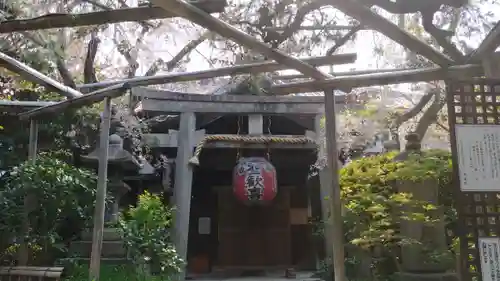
188, 135, 316, 165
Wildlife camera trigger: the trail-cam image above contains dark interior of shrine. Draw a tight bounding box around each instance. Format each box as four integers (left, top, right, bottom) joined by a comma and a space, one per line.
185, 148, 318, 276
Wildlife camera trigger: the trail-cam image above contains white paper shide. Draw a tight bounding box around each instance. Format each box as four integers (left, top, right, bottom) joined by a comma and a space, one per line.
479, 237, 500, 281
455, 125, 500, 191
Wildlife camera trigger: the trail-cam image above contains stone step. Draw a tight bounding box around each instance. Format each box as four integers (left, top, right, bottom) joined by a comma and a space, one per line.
80, 228, 122, 241
69, 241, 126, 258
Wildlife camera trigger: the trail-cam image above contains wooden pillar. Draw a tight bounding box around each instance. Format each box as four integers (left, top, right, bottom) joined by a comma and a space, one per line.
323, 91, 346, 281
173, 112, 196, 280
482, 52, 500, 78
28, 119, 38, 163
314, 114, 333, 260
89, 97, 112, 281
18, 119, 39, 266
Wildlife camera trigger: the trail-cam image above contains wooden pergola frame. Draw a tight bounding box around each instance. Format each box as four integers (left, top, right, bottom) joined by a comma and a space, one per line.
14, 84, 130, 280
2, 0, 500, 280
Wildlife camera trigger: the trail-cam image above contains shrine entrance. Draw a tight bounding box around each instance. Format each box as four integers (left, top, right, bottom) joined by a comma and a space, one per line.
132, 88, 334, 278
186, 147, 316, 277
215, 185, 291, 270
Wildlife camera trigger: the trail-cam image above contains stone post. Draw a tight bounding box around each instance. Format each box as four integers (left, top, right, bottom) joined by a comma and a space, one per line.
394, 133, 456, 281
173, 112, 196, 280
397, 179, 448, 273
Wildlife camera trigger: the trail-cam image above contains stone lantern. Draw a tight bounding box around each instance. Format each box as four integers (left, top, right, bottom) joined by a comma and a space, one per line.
81, 134, 153, 223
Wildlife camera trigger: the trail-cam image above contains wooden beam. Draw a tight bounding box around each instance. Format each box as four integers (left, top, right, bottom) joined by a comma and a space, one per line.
0, 100, 56, 114
482, 52, 500, 78
89, 97, 112, 281
271, 64, 484, 94
142, 130, 207, 147
329, 0, 452, 66
482, 53, 500, 78
77, 54, 356, 92
469, 21, 500, 61
0, 0, 227, 33
19, 83, 129, 120
134, 95, 328, 115
172, 112, 196, 280
131, 87, 331, 103
0, 51, 83, 98
150, 0, 335, 83
276, 67, 403, 80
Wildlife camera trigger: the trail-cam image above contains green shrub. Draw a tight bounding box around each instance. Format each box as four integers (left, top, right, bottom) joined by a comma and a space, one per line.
333, 150, 454, 278
63, 264, 166, 281
0, 154, 97, 264
119, 191, 183, 279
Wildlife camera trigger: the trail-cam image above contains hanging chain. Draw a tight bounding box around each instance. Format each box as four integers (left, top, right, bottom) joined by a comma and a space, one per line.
236, 116, 242, 161
266, 115, 272, 160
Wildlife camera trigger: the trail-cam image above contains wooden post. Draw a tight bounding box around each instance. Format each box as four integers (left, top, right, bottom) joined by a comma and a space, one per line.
89, 97, 112, 281
314, 114, 333, 260
28, 119, 38, 163
482, 52, 500, 78
173, 112, 196, 280
18, 119, 39, 266
323, 91, 346, 281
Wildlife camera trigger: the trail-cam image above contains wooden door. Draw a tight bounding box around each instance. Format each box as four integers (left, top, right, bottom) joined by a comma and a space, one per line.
216, 187, 291, 269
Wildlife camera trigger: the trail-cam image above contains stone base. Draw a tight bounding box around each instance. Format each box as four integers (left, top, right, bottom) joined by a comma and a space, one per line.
69, 227, 126, 259
69, 240, 126, 258
81, 227, 122, 241
394, 272, 459, 281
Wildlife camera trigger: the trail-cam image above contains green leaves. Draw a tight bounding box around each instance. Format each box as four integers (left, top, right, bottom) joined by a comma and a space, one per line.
338, 149, 455, 277
119, 192, 183, 279
0, 154, 98, 263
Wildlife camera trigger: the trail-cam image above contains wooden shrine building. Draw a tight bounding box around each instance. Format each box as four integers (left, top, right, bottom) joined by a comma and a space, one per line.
132, 84, 359, 277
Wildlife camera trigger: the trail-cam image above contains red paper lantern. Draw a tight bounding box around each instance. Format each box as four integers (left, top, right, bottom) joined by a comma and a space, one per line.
233, 157, 277, 204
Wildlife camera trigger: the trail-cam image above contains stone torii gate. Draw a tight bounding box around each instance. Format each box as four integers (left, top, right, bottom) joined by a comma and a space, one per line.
131, 86, 355, 278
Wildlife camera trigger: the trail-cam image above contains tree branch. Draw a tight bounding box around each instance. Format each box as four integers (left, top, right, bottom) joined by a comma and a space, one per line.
468, 21, 500, 62
113, 26, 142, 78
145, 31, 210, 76
83, 31, 100, 84
397, 87, 449, 132
83, 0, 155, 79
152, 0, 333, 82
55, 58, 76, 88
81, 0, 155, 30
263, 24, 358, 31
273, 0, 326, 46
327, 25, 362, 55
328, 0, 453, 66
392, 91, 434, 128
414, 89, 446, 139
420, 10, 464, 62
20, 32, 76, 87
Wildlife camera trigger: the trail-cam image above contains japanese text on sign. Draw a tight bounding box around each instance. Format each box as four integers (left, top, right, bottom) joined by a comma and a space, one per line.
455, 125, 500, 191
479, 237, 500, 281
